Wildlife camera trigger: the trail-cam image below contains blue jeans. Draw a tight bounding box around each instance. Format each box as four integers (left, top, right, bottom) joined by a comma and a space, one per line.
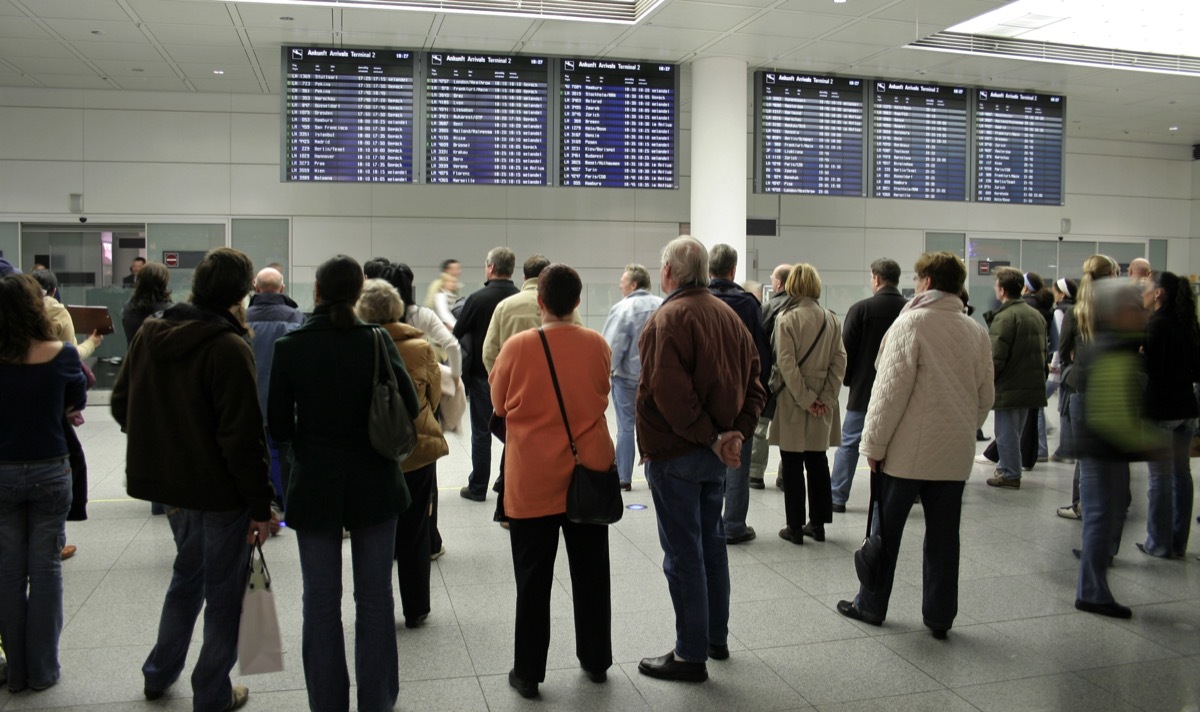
854, 475, 964, 630
1077, 457, 1130, 604
1144, 419, 1196, 557
831, 410, 866, 506
0, 459, 72, 692
142, 508, 251, 711
611, 377, 638, 485
993, 408, 1027, 480
466, 374, 494, 497
722, 435, 753, 537
297, 517, 399, 712
646, 449, 728, 662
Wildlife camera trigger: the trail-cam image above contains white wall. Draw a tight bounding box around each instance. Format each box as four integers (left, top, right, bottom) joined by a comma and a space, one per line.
0, 86, 1193, 324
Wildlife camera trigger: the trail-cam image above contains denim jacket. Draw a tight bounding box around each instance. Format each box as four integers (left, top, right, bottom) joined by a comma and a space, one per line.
601, 289, 663, 382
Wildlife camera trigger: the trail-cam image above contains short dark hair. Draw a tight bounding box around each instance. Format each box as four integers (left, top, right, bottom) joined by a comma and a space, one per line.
363, 257, 391, 280
190, 248, 254, 311
625, 263, 651, 290
440, 258, 459, 272
30, 268, 57, 294
709, 244, 738, 278
995, 267, 1024, 299
537, 264, 581, 318
870, 258, 901, 286
381, 262, 416, 310
914, 252, 967, 294
315, 255, 364, 330
486, 247, 515, 278
523, 254, 551, 280
132, 257, 147, 265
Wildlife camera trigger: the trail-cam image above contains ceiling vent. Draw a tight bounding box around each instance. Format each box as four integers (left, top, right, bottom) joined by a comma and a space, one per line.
910, 32, 1200, 78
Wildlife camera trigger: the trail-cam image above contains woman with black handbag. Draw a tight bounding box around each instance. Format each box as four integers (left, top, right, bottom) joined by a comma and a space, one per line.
836, 253, 994, 639
488, 264, 616, 700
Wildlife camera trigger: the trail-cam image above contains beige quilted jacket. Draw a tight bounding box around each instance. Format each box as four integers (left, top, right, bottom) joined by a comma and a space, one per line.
859, 294, 995, 481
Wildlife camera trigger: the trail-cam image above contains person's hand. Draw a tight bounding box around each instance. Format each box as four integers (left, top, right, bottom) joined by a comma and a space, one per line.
87, 330, 103, 348
867, 457, 884, 473
711, 431, 743, 468
247, 519, 271, 544
807, 400, 827, 417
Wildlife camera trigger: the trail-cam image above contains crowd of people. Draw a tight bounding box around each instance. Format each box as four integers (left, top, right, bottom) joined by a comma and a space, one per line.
0, 237, 1194, 709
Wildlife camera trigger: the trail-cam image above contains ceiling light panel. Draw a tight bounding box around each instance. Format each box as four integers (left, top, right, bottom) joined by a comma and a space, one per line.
222, 0, 666, 25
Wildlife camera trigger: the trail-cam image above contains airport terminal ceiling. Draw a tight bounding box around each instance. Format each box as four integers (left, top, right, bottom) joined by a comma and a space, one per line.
0, 0, 1196, 147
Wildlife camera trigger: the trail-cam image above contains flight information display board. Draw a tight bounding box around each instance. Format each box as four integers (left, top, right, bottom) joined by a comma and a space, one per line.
756, 72, 864, 196
975, 90, 1065, 205
282, 46, 414, 182
425, 52, 548, 185
559, 59, 677, 188
872, 81, 968, 200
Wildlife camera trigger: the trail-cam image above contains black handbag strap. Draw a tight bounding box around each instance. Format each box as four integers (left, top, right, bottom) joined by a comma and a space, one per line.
864, 469, 883, 542
371, 327, 394, 388
538, 328, 581, 465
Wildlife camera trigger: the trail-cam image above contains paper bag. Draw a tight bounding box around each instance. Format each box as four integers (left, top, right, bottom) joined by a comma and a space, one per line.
237, 542, 284, 675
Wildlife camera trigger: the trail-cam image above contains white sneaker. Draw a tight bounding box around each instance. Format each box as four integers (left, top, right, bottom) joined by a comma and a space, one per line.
974, 455, 994, 465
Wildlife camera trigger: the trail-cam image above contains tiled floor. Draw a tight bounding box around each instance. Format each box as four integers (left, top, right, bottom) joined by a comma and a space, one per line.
8, 404, 1200, 711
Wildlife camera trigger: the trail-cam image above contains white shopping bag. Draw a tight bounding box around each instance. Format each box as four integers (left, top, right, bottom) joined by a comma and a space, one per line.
237, 542, 284, 675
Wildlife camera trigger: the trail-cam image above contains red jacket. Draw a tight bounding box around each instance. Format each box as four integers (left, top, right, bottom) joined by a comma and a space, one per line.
636, 286, 766, 461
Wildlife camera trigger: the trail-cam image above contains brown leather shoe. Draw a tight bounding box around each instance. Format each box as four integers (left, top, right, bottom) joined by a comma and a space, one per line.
60, 545, 77, 561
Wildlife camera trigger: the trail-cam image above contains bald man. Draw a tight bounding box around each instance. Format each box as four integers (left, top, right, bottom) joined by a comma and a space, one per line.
1128, 258, 1151, 281
246, 267, 305, 511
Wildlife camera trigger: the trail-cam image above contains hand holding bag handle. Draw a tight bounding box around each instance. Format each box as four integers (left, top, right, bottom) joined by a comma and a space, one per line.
854, 468, 887, 594
537, 328, 623, 525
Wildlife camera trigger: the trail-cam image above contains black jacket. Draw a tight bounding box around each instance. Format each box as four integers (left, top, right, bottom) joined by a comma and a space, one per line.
1143, 310, 1200, 420
842, 286, 906, 412
453, 278, 519, 379
709, 278, 772, 391
112, 303, 274, 521
121, 299, 172, 346
761, 292, 790, 343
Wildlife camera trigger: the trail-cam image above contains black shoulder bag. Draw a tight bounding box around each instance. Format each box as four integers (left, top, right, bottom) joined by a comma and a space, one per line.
368, 327, 417, 462
538, 329, 624, 525
854, 470, 887, 593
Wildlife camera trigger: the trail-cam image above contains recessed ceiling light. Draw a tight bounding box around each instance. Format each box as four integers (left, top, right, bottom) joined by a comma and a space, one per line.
1169, 126, 1179, 131
213, 69, 225, 75
833, 0, 847, 3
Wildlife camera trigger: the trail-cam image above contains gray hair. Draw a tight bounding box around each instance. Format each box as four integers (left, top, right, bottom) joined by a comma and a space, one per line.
356, 278, 403, 324
625, 263, 651, 291
870, 258, 901, 286
661, 236, 709, 289
486, 246, 516, 278
708, 243, 738, 278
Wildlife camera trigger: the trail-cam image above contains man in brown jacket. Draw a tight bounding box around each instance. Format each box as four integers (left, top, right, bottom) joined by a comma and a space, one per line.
636, 236, 766, 683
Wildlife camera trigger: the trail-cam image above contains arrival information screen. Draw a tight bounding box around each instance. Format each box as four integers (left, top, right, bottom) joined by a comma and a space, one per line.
872, 81, 968, 200
975, 90, 1065, 205
425, 52, 548, 185
560, 59, 676, 188
283, 46, 414, 182
757, 72, 864, 196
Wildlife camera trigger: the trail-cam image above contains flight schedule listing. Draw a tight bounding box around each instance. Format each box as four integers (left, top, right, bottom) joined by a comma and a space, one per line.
757, 72, 864, 196
425, 53, 548, 185
560, 59, 676, 189
872, 81, 968, 201
975, 91, 1065, 205
283, 46, 414, 183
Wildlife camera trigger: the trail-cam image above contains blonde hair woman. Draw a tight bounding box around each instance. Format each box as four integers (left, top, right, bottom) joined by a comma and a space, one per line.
770, 264, 847, 544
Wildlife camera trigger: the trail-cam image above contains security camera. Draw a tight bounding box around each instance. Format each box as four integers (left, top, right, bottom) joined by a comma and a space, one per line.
79, 217, 88, 224
1057, 235, 1063, 241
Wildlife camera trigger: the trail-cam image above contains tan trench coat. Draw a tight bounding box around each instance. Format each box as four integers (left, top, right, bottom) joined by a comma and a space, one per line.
769, 298, 847, 452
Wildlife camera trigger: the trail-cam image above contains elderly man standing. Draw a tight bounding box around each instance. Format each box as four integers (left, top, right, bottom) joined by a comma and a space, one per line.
637, 236, 765, 683
749, 264, 791, 490
1128, 257, 1151, 282
247, 267, 305, 512
601, 264, 662, 491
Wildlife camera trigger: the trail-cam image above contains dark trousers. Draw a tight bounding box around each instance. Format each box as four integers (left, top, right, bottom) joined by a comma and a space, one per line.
395, 462, 434, 622
508, 515, 611, 682
64, 420, 87, 522
429, 483, 442, 555
983, 408, 1038, 469
780, 450, 832, 528
466, 373, 494, 497
854, 475, 965, 630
